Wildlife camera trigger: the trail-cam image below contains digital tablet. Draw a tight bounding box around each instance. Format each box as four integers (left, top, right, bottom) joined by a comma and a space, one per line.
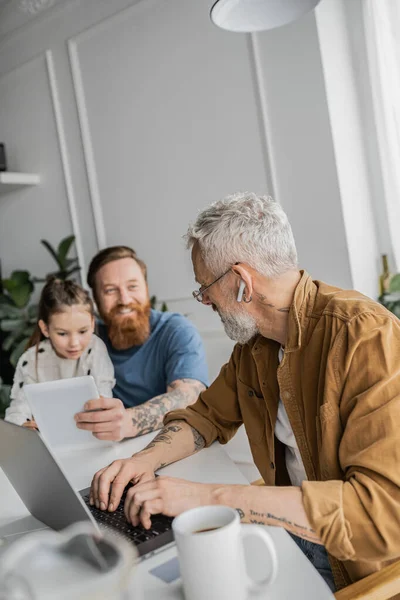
24, 376, 112, 451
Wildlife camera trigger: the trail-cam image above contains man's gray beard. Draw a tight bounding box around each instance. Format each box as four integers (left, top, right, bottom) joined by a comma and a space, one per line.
219, 310, 258, 344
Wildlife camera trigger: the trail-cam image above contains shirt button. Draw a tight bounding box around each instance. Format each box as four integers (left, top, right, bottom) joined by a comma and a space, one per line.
283, 391, 291, 400
248, 390, 254, 397
270, 462, 275, 469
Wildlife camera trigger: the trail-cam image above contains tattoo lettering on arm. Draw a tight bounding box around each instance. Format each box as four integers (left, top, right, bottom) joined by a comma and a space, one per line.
248, 509, 320, 543
130, 379, 206, 436
190, 425, 205, 452
236, 508, 245, 520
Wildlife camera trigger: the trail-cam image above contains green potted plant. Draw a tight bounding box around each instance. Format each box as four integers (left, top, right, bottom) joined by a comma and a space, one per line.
379, 274, 400, 319
0, 377, 12, 419
0, 235, 80, 368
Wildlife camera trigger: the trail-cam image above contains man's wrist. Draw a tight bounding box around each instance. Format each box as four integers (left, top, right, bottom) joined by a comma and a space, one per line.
132, 448, 163, 471
209, 484, 249, 512
123, 407, 138, 438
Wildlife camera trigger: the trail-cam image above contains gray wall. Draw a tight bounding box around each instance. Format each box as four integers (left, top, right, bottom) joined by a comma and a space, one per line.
0, 0, 356, 381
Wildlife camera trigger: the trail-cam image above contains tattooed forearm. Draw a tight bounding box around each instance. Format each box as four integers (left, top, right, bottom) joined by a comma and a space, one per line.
130, 379, 206, 436
144, 422, 184, 450
245, 508, 320, 543
236, 508, 245, 520
190, 425, 205, 452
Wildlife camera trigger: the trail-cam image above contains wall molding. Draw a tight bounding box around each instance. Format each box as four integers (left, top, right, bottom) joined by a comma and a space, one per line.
0, 51, 85, 280
45, 49, 86, 281
248, 32, 278, 200
67, 39, 107, 250
66, 0, 159, 252
0, 0, 71, 47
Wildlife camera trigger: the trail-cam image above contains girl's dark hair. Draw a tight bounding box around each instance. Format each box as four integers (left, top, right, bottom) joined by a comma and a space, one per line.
28, 278, 94, 349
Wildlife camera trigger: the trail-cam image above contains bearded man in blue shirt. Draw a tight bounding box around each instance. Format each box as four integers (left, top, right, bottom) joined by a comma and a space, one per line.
74, 246, 208, 441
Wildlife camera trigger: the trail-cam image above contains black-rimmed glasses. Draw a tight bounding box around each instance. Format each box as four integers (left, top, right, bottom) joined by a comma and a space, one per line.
192, 267, 232, 303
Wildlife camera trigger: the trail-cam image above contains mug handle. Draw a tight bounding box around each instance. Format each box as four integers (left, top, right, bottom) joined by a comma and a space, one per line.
241, 525, 278, 593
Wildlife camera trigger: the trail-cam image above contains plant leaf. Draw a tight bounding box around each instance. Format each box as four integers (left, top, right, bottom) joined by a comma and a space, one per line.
28, 304, 39, 319
7, 271, 31, 285
10, 337, 29, 367
8, 282, 33, 308
57, 235, 75, 265
0, 318, 24, 332
2, 324, 27, 351
65, 258, 79, 268
2, 278, 17, 291
41, 239, 62, 270
390, 274, 400, 292
0, 303, 22, 319
0, 293, 14, 306
63, 266, 81, 278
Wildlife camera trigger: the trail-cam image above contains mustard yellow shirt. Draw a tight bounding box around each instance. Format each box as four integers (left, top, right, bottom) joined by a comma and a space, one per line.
165, 271, 400, 591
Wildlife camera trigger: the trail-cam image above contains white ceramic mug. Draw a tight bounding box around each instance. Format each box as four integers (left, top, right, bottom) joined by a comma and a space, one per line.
172, 505, 278, 600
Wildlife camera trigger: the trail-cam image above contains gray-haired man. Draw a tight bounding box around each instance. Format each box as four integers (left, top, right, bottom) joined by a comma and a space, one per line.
90, 192, 400, 593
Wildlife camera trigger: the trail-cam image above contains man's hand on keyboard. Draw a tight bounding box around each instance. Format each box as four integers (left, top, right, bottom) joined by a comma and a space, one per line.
123, 476, 216, 529
90, 456, 155, 512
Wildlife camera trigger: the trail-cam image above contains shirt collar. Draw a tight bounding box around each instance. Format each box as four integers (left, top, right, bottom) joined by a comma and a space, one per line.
250, 270, 316, 355
284, 270, 316, 353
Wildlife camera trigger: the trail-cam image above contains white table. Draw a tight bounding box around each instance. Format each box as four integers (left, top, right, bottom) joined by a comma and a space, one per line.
0, 434, 334, 599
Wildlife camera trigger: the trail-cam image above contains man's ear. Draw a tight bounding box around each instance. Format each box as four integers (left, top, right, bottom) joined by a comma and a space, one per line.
232, 264, 253, 299
38, 319, 49, 338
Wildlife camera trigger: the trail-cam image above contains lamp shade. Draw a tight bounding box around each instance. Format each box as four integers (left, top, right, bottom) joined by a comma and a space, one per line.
210, 0, 322, 33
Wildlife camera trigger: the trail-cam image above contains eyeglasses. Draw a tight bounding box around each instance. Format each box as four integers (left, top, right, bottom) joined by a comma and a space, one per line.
192, 266, 233, 303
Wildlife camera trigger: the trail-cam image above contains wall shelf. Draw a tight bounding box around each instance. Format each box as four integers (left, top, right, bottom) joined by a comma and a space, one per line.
0, 172, 40, 194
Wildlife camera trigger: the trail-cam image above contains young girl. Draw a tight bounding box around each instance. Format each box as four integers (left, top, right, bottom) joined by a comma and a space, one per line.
5, 278, 115, 427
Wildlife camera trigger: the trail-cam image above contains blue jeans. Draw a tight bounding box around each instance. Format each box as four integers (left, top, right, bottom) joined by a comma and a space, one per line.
289, 533, 336, 593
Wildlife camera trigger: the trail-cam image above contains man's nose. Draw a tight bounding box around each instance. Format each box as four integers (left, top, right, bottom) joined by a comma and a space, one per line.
201, 291, 213, 306
119, 288, 131, 305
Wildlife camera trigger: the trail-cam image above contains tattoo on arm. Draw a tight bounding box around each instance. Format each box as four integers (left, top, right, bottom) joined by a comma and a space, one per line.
235, 508, 319, 543
190, 425, 205, 452
139, 421, 204, 468
143, 422, 183, 450
130, 379, 206, 436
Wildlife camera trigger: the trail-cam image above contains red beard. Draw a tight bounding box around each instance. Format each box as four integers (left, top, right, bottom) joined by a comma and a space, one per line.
101, 301, 151, 350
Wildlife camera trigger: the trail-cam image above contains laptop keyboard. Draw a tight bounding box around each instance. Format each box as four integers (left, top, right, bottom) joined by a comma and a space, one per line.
82, 486, 174, 554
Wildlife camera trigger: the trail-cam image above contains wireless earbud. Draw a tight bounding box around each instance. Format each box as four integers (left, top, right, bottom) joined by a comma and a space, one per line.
237, 280, 246, 302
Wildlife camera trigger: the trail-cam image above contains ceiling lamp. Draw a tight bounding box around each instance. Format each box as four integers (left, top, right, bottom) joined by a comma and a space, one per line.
210, 0, 322, 33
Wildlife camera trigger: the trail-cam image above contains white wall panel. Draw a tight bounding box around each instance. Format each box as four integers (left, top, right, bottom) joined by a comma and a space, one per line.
0, 53, 75, 280
255, 12, 352, 289
68, 0, 270, 303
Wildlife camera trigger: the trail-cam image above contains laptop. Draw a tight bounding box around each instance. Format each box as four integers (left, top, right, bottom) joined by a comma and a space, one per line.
0, 419, 174, 560
24, 376, 112, 452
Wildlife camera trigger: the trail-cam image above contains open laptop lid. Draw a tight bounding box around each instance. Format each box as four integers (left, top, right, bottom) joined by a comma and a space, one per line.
0, 419, 98, 533
24, 376, 111, 452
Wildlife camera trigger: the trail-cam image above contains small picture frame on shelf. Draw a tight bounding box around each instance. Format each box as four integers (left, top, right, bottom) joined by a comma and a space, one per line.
0, 144, 7, 172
